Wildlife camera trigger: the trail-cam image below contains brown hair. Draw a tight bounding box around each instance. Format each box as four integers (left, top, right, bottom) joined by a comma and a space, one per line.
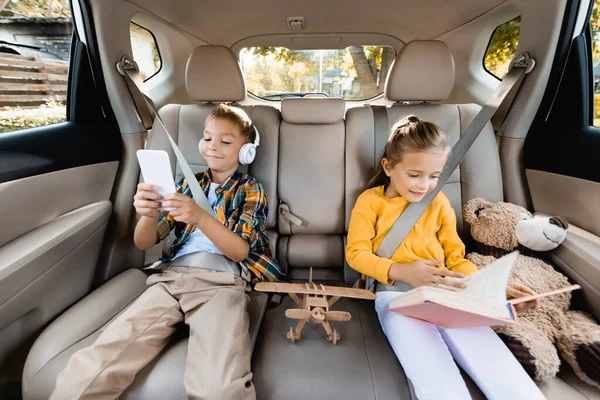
206, 103, 255, 143
367, 115, 450, 189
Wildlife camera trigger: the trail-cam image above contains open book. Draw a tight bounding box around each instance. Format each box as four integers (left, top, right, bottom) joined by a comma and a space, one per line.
387, 251, 580, 329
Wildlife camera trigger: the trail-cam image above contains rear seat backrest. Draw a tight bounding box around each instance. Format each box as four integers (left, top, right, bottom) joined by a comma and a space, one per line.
278, 98, 346, 280
345, 40, 503, 277
145, 45, 280, 255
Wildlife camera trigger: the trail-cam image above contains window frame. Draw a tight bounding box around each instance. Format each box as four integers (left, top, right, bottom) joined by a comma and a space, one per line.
129, 21, 162, 82
482, 16, 522, 81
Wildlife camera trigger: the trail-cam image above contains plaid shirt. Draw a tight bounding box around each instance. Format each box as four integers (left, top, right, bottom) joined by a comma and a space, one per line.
156, 169, 284, 282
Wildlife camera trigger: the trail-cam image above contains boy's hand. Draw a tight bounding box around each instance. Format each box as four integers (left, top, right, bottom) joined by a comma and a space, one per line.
389, 259, 467, 290
507, 282, 538, 311
133, 183, 162, 218
161, 193, 209, 227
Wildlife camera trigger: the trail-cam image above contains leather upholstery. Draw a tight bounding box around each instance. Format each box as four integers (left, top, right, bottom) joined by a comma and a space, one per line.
21, 269, 269, 400
281, 97, 345, 124
0, 163, 117, 373
185, 45, 246, 102
253, 297, 411, 400
277, 98, 346, 281
385, 40, 455, 102
22, 46, 273, 400
24, 42, 600, 400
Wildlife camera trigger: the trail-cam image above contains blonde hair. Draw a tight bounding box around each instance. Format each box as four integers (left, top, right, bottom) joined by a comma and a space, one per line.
206, 103, 255, 143
367, 115, 450, 189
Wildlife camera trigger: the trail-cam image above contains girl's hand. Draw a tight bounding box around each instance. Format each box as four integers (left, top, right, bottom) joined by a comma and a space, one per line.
161, 194, 208, 227
507, 282, 538, 311
133, 183, 162, 219
389, 259, 467, 289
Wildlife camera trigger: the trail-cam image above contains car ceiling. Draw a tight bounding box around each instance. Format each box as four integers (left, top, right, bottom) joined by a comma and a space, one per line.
125, 0, 508, 45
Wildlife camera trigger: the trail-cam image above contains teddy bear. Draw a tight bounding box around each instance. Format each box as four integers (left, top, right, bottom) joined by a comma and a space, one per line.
463, 198, 600, 388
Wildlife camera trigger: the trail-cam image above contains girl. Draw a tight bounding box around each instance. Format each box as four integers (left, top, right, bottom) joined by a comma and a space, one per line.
346, 115, 545, 400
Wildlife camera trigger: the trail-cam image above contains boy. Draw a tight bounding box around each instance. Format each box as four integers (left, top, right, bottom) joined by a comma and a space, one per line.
51, 104, 283, 400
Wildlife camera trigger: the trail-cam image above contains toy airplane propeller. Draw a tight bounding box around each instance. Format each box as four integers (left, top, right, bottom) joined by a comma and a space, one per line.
255, 268, 376, 344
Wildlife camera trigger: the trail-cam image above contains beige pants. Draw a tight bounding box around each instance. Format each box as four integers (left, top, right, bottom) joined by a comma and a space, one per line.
50, 267, 255, 400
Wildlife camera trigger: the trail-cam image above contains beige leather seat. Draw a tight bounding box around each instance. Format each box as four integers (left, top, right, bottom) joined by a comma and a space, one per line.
21, 46, 278, 400
23, 42, 600, 400
253, 41, 600, 400
252, 97, 412, 400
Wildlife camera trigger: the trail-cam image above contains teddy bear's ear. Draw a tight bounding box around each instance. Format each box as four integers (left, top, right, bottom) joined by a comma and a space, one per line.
463, 198, 492, 225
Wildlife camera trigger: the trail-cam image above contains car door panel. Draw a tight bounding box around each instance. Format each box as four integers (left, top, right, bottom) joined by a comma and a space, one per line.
524, 27, 600, 319
0, 163, 117, 364
527, 169, 600, 237
0, 22, 122, 376
0, 201, 112, 362
551, 224, 600, 318
0, 162, 118, 247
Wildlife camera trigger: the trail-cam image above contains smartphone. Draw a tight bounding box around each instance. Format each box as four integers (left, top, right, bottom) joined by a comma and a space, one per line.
136, 149, 177, 211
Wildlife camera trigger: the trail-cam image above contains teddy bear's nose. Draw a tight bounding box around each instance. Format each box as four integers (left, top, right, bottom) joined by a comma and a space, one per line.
549, 216, 569, 230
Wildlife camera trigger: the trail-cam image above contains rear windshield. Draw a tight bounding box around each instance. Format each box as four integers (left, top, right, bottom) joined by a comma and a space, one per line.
240, 46, 395, 101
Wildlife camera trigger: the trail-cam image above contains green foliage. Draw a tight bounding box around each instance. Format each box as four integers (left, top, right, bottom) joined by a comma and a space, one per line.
0, 100, 66, 133
591, 2, 600, 126
591, 0, 600, 66
484, 16, 521, 79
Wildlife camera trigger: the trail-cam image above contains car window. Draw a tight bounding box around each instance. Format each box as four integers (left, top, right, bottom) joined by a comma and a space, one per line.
0, 0, 72, 134
240, 46, 395, 100
590, 0, 600, 127
483, 16, 521, 79
130, 22, 161, 81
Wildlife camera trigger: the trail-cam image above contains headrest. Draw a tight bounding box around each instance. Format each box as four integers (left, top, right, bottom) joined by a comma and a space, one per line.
185, 45, 246, 102
385, 40, 455, 102
281, 98, 345, 124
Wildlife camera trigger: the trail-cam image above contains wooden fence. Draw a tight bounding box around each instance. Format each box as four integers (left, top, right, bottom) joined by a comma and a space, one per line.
0, 53, 68, 108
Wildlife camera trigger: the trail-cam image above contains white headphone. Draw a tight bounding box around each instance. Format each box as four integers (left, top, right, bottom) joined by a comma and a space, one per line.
199, 125, 260, 165
239, 126, 260, 165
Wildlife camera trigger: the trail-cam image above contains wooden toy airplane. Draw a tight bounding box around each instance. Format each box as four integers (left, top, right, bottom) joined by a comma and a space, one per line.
255, 268, 376, 344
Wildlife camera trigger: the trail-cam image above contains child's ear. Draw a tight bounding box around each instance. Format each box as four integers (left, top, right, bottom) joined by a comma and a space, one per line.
463, 198, 492, 225
381, 158, 392, 177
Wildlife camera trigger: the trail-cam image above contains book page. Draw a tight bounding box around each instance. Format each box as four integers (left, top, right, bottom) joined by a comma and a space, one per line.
435, 291, 513, 320
389, 286, 513, 321
460, 251, 519, 303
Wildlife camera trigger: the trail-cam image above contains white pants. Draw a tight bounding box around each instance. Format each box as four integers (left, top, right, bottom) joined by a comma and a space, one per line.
375, 291, 546, 400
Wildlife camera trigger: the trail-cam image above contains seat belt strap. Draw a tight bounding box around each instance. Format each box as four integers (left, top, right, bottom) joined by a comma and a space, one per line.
116, 56, 216, 218
116, 56, 155, 130
376, 53, 535, 260
491, 55, 535, 131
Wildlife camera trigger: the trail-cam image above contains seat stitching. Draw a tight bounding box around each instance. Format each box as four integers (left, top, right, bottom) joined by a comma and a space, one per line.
356, 302, 377, 400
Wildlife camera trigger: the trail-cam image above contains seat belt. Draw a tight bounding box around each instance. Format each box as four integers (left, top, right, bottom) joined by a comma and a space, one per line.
366, 53, 535, 291
116, 56, 216, 218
